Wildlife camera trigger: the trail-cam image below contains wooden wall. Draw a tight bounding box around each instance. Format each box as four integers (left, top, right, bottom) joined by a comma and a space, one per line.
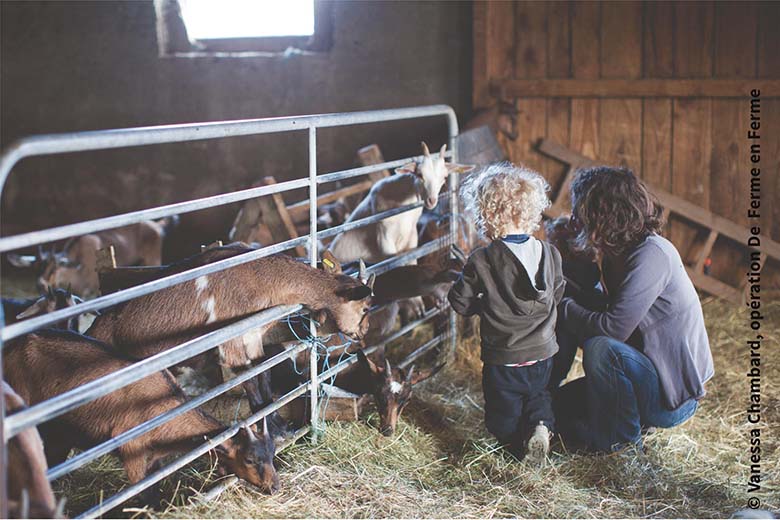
473, 0, 779, 288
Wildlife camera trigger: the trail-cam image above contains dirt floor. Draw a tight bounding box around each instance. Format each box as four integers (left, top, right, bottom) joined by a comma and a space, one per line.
19, 292, 772, 519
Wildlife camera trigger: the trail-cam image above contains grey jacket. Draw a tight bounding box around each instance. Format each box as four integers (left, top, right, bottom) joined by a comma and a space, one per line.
449, 240, 565, 365
560, 234, 714, 410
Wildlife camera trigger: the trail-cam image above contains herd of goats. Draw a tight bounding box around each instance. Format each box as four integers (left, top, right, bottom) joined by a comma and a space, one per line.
2, 143, 478, 517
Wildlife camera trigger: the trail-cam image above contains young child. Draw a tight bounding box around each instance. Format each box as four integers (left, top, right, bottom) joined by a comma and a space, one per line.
448, 162, 564, 461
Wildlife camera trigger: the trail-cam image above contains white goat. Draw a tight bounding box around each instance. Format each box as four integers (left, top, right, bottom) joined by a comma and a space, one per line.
330, 142, 472, 264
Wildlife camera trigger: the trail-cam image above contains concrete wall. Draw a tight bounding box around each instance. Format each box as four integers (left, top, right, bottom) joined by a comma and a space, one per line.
0, 0, 472, 254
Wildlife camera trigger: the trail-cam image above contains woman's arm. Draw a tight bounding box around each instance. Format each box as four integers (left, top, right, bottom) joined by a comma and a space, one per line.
560, 241, 671, 342
448, 256, 482, 316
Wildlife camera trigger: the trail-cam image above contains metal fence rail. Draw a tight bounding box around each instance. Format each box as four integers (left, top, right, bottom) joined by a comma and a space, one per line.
0, 105, 460, 518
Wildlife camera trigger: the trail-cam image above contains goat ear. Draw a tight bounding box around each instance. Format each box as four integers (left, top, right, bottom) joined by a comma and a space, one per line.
320, 249, 342, 274
7, 254, 38, 268
357, 349, 380, 376
16, 298, 46, 320
394, 162, 418, 176
337, 284, 371, 301
445, 163, 476, 175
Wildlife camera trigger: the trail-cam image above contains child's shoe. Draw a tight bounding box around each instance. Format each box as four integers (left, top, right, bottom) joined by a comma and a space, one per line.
526, 423, 551, 462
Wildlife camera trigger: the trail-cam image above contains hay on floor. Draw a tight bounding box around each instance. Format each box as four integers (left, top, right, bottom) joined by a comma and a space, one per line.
43, 298, 780, 518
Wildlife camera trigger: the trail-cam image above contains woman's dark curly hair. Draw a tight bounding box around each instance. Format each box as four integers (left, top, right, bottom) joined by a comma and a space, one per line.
570, 166, 665, 257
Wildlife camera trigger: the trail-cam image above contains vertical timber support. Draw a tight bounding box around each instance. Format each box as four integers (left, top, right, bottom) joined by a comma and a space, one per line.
308, 126, 320, 444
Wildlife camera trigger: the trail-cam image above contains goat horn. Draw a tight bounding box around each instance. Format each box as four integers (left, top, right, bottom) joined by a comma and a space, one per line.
405, 364, 416, 384
384, 357, 392, 376
439, 143, 447, 157
55, 497, 67, 518
358, 259, 368, 284
421, 141, 431, 157
262, 416, 269, 437
21, 489, 30, 520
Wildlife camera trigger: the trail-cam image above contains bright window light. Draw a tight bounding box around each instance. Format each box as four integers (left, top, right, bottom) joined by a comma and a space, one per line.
179, 0, 315, 40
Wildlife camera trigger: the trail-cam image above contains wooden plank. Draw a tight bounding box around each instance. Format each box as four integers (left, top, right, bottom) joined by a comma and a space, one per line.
287, 180, 372, 222
601, 1, 642, 78
546, 1, 571, 78
641, 99, 672, 187
537, 138, 780, 261
571, 1, 600, 80
267, 178, 305, 256
694, 230, 719, 273
686, 267, 742, 304
758, 1, 780, 78
674, 1, 714, 78
546, 98, 571, 191
491, 79, 780, 98
599, 99, 642, 170
535, 138, 780, 300
472, 1, 490, 107
671, 98, 712, 265
237, 177, 306, 257
643, 1, 675, 78
357, 144, 391, 182
507, 99, 547, 171
514, 1, 547, 79
766, 100, 780, 243
653, 191, 780, 260
570, 99, 599, 161
714, 2, 757, 78
487, 1, 516, 89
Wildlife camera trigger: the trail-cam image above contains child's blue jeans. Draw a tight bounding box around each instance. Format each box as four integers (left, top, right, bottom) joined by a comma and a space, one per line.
554, 335, 698, 452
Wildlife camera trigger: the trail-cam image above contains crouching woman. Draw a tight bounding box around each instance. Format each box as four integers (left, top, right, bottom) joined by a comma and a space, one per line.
553, 166, 714, 452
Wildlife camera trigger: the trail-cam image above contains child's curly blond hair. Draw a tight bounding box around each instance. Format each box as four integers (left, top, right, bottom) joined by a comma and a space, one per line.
461, 162, 550, 241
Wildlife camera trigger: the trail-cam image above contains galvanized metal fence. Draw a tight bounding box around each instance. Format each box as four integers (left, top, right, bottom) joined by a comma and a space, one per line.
0, 105, 461, 518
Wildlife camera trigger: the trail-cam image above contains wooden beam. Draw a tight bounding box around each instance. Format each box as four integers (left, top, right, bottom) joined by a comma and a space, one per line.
694, 230, 719, 273
535, 138, 779, 303
357, 144, 392, 181
287, 180, 373, 222
686, 268, 742, 304
654, 190, 780, 261
537, 138, 780, 261
492, 79, 780, 99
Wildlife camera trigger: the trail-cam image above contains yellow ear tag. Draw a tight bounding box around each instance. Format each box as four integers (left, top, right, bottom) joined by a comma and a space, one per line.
323, 258, 335, 269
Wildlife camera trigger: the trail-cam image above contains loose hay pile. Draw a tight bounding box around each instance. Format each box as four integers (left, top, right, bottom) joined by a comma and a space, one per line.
52, 298, 779, 518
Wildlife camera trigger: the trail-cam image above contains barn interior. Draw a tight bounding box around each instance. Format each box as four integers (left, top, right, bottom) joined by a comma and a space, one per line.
1, 1, 778, 518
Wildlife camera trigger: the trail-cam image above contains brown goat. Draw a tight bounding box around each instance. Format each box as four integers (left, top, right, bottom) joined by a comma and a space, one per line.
3, 381, 60, 519
86, 246, 374, 420
3, 330, 279, 508
8, 221, 169, 297
346, 350, 444, 436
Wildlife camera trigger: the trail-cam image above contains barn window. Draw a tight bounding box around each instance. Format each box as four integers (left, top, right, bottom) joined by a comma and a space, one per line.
155, 0, 333, 57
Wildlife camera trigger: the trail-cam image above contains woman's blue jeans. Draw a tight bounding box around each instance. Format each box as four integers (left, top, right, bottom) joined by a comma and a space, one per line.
553, 334, 698, 452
